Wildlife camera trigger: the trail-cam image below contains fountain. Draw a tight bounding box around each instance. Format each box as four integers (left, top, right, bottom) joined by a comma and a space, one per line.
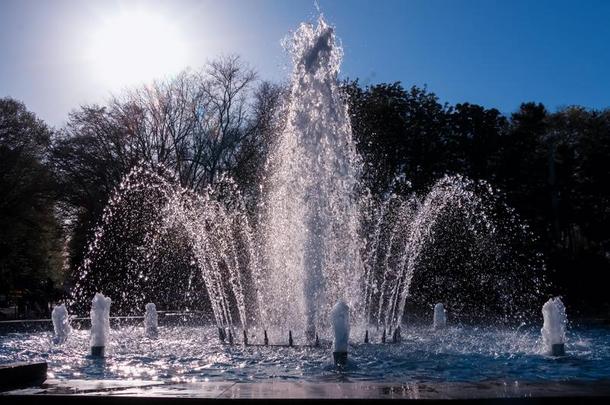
63, 14, 547, 341
433, 303, 447, 330
90, 293, 111, 357
70, 166, 258, 330
260, 17, 363, 338
66, 17, 546, 344
541, 297, 567, 356
365, 175, 546, 328
144, 303, 158, 338
51, 304, 71, 344
2, 16, 610, 397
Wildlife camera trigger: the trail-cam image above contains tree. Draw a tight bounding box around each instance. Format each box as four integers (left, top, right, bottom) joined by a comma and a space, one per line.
445, 102, 508, 182
496, 102, 550, 224
51, 57, 265, 307
0, 98, 63, 314
345, 81, 451, 197
544, 107, 610, 313
232, 81, 286, 214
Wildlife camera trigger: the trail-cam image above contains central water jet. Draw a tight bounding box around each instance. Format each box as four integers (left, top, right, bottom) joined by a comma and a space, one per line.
262, 17, 363, 334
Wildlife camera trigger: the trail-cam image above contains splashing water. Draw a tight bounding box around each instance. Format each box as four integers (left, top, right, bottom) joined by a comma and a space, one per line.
331, 300, 350, 353
71, 166, 260, 330
261, 17, 363, 336
362, 175, 545, 329
541, 297, 567, 353
51, 304, 72, 344
70, 17, 546, 337
433, 303, 447, 330
144, 303, 159, 338
90, 293, 111, 348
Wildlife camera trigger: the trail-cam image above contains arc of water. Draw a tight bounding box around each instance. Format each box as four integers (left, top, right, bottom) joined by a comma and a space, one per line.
362, 200, 387, 325
238, 213, 265, 326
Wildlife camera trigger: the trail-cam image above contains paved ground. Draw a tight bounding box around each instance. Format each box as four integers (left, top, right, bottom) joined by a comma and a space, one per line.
3, 379, 610, 400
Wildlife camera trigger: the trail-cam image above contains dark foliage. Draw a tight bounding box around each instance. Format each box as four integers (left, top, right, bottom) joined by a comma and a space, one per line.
346, 81, 610, 317
0, 98, 63, 316
2, 70, 610, 319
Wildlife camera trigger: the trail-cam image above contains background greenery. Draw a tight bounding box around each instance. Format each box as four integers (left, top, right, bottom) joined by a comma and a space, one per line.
1, 57, 608, 318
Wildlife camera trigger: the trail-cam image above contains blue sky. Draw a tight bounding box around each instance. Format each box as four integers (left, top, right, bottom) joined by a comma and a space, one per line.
1, 0, 609, 126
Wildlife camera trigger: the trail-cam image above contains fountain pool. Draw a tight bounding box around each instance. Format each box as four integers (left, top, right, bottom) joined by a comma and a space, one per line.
1, 324, 610, 384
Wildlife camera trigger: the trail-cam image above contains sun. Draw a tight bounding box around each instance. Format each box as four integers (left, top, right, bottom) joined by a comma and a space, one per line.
89, 8, 188, 89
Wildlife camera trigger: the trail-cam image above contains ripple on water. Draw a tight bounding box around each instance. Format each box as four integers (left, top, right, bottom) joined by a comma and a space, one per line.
1, 324, 609, 383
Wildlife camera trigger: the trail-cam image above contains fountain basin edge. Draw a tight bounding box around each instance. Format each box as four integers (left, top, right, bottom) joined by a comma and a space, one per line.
2, 378, 610, 403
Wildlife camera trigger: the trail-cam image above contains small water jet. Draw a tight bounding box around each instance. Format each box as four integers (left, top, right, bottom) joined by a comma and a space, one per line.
392, 326, 402, 343
144, 303, 158, 338
51, 304, 72, 344
434, 303, 447, 330
541, 297, 567, 356
90, 293, 111, 357
331, 300, 349, 366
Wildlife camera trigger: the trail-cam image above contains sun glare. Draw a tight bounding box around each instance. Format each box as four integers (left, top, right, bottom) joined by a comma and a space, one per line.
89, 8, 188, 89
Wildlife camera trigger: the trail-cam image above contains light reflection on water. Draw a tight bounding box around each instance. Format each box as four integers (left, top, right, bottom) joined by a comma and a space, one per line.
1, 325, 609, 383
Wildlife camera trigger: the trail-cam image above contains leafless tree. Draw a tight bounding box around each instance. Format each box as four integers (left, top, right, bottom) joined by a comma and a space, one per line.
52, 56, 284, 271
90, 55, 259, 192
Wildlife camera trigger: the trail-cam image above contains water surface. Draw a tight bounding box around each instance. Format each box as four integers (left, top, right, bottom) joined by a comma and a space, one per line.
1, 324, 609, 384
